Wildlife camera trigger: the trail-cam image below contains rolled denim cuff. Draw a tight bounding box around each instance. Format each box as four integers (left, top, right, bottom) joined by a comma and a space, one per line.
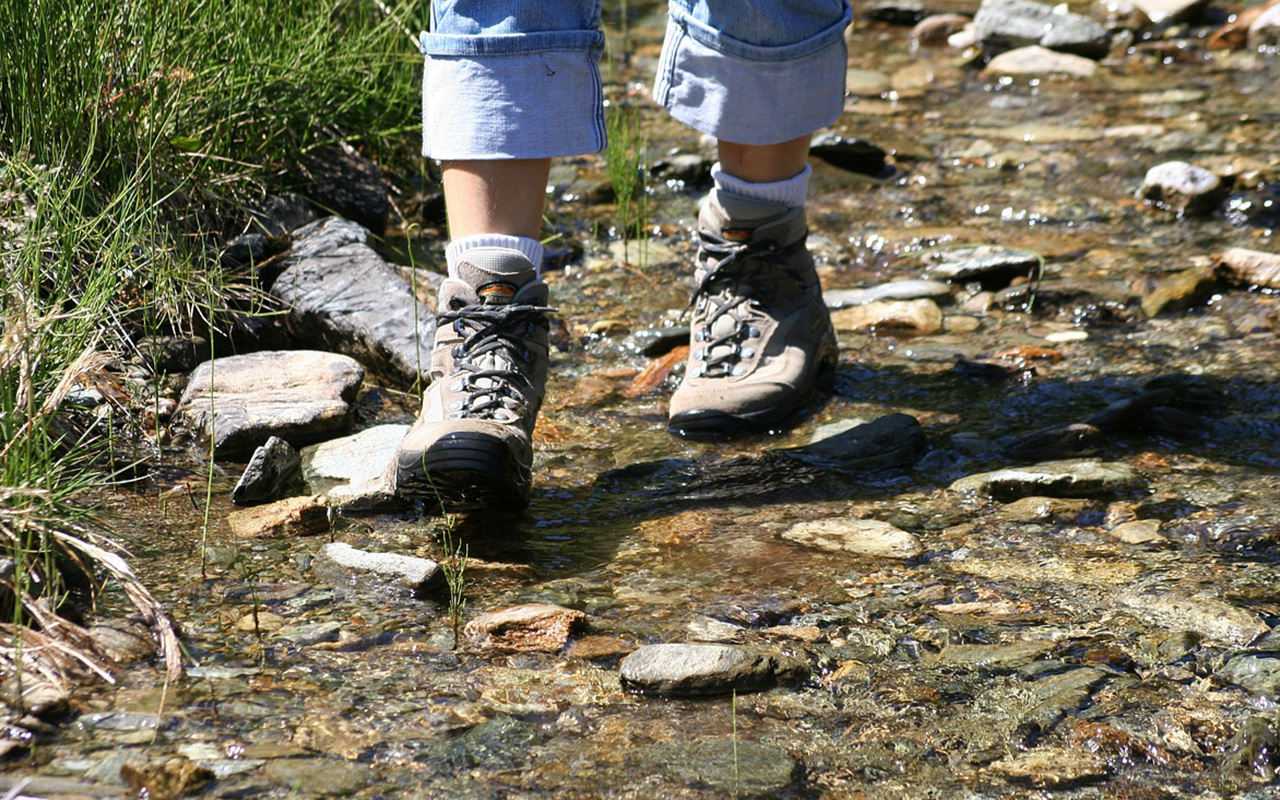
421, 29, 606, 160
654, 5, 851, 145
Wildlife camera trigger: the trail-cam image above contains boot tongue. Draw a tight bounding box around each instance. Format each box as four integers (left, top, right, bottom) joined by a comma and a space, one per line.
454, 247, 538, 307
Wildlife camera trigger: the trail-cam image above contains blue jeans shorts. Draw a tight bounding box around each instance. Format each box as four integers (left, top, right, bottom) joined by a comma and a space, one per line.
422, 1, 852, 159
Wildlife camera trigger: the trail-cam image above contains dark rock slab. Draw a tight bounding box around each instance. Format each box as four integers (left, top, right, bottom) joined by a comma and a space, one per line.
272, 217, 434, 386
950, 459, 1144, 501
1139, 161, 1226, 216
924, 639, 1056, 671
809, 133, 888, 176
975, 0, 1110, 57
863, 0, 926, 25
297, 145, 388, 236
175, 350, 363, 456
620, 643, 809, 697
232, 436, 302, 506
783, 412, 927, 470
313, 542, 443, 599
1004, 423, 1104, 460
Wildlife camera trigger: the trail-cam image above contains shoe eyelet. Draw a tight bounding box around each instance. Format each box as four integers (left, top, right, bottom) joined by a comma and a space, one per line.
731, 365, 748, 377
741, 347, 755, 359
448, 400, 463, 410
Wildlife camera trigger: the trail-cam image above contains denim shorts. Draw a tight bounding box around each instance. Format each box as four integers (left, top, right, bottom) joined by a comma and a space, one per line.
422, 1, 851, 160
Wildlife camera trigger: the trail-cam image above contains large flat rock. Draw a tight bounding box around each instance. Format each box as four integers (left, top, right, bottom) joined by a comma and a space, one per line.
619, 643, 808, 697
176, 350, 363, 456
272, 217, 435, 386
300, 424, 408, 509
950, 459, 1144, 501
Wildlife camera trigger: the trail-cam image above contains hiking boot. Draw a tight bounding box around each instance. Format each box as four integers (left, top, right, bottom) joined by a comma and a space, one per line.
394, 248, 552, 507
668, 189, 838, 437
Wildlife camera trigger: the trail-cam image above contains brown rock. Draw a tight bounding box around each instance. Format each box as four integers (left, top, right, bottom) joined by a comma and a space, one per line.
464, 603, 587, 653
911, 13, 971, 47
1215, 247, 1280, 290
121, 758, 214, 800
227, 495, 329, 538
1137, 265, 1218, 317
565, 635, 637, 660
831, 298, 943, 335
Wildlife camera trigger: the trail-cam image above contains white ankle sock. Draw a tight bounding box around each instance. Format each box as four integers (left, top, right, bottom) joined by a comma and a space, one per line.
711, 162, 812, 209
445, 234, 544, 279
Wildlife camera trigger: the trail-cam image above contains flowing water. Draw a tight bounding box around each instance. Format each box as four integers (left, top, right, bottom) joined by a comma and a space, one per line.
12, 3, 1280, 798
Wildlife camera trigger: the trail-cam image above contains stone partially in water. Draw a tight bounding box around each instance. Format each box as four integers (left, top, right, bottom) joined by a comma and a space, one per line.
227, 494, 330, 539
1138, 265, 1219, 317
639, 739, 804, 799
783, 412, 927, 471
809, 133, 888, 176
263, 758, 370, 796
1139, 161, 1226, 216
1215, 247, 1280, 290
1118, 590, 1268, 646
782, 518, 923, 560
922, 244, 1040, 283
300, 423, 409, 510
464, 603, 587, 653
950, 459, 1144, 501
231, 435, 301, 506
1131, 0, 1212, 23
824, 279, 951, 309
990, 747, 1109, 787
272, 216, 435, 386
831, 298, 943, 334
1218, 656, 1280, 698
923, 639, 1056, 671
88, 617, 157, 665
619, 643, 808, 697
313, 542, 442, 599
175, 350, 363, 457
1109, 519, 1165, 544
1003, 423, 1104, 460
974, 0, 1110, 58
983, 45, 1099, 77
911, 14, 972, 47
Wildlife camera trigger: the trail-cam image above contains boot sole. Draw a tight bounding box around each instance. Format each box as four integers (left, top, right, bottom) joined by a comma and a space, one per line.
397, 431, 531, 510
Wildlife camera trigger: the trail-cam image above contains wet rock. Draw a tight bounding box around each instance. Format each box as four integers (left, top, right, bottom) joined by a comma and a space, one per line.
1214, 247, 1280, 290
1249, 3, 1280, 49
1118, 590, 1268, 646
175, 350, 363, 456
922, 244, 1040, 283
824, 279, 951, 309
272, 217, 435, 386
464, 603, 587, 653
263, 758, 370, 796
924, 639, 1056, 671
297, 144, 388, 236
831, 298, 943, 334
1018, 668, 1110, 734
88, 617, 157, 665
0, 676, 69, 717
950, 459, 1144, 501
1139, 161, 1226, 215
231, 435, 301, 506
650, 150, 712, 187
1003, 423, 1104, 460
782, 413, 927, 471
640, 739, 805, 799
227, 494, 330, 538
809, 133, 888, 176
1109, 519, 1165, 544
1082, 388, 1176, 430
687, 616, 744, 642
974, 0, 1111, 58
619, 643, 808, 697
782, 518, 923, 559
1222, 714, 1280, 783
983, 45, 1100, 77
912, 14, 972, 47
313, 542, 442, 599
273, 621, 344, 647
300, 423, 408, 509
995, 496, 1089, 522
121, 757, 214, 800
1219, 655, 1280, 697
990, 747, 1108, 787
1137, 265, 1219, 317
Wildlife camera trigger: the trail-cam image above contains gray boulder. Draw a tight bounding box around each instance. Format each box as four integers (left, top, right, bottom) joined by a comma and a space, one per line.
975, 0, 1110, 58
272, 217, 435, 387
232, 436, 302, 506
619, 643, 808, 697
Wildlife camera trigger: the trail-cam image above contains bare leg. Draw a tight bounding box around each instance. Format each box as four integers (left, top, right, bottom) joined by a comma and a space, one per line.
716, 135, 811, 184
441, 158, 552, 240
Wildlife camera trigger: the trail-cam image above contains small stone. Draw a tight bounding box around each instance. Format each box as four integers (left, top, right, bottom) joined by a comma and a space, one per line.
231, 436, 301, 506
945, 315, 982, 333
1045, 330, 1088, 342
983, 45, 1099, 77
313, 541, 442, 598
924, 639, 1056, 670
785, 413, 927, 471
121, 758, 214, 800
175, 350, 364, 457
990, 747, 1109, 787
1248, 3, 1280, 49
912, 14, 972, 47
464, 603, 587, 653
824, 279, 952, 308
1109, 519, 1165, 544
88, 617, 157, 665
995, 496, 1089, 522
1118, 590, 1269, 646
619, 643, 808, 697
273, 621, 344, 646
234, 611, 284, 632
782, 518, 923, 559
0, 676, 69, 717
844, 68, 892, 96
1139, 161, 1226, 216
565, 635, 636, 660
831, 298, 943, 334
300, 424, 409, 509
1219, 656, 1280, 697
923, 244, 1041, 282
1137, 265, 1219, 317
950, 459, 1144, 501
227, 495, 329, 538
1215, 247, 1280, 290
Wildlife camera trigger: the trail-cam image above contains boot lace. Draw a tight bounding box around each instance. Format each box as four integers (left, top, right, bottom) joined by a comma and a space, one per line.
441, 301, 554, 421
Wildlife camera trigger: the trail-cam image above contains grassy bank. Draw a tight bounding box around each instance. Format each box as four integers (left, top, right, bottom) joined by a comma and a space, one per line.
0, 0, 428, 683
